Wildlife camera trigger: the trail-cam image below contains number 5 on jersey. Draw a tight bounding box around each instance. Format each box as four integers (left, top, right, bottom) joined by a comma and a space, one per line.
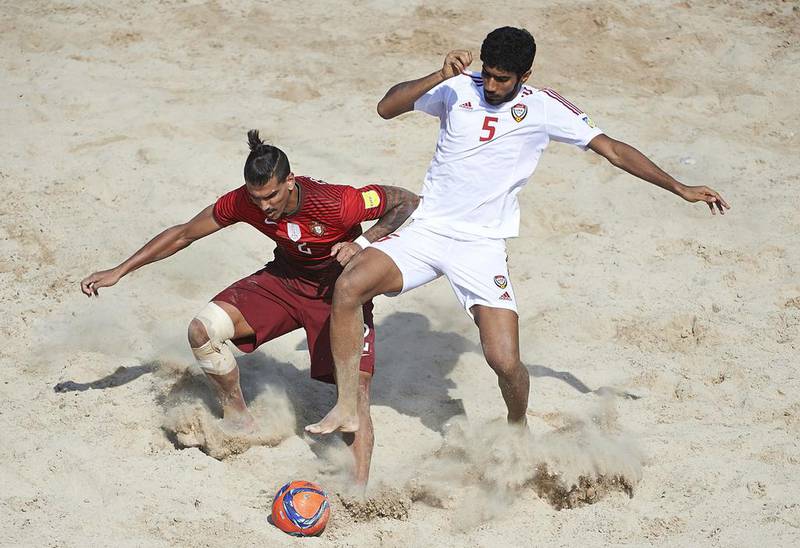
480, 116, 499, 142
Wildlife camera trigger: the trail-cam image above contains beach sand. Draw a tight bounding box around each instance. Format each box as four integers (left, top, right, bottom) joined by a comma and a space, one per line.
1, 1, 798, 546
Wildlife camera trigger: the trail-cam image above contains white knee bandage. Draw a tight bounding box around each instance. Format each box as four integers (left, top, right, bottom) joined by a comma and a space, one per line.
191, 302, 236, 375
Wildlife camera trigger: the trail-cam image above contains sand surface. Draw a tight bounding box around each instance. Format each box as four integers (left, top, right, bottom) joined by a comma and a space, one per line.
2, 1, 799, 546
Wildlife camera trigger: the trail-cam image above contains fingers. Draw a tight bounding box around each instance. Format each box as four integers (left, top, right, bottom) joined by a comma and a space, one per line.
444, 50, 473, 77
687, 185, 730, 216
707, 197, 727, 215
454, 50, 471, 67
333, 247, 357, 264
81, 272, 111, 297
331, 242, 361, 265
337, 249, 356, 266
455, 50, 472, 74
703, 188, 730, 216
80, 277, 96, 297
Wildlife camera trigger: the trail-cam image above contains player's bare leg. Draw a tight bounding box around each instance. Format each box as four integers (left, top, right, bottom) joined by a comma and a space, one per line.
188, 300, 257, 433
472, 305, 530, 425
342, 371, 374, 488
305, 248, 403, 434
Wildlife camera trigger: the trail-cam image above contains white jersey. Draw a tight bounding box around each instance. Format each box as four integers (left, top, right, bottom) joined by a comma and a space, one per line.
412, 71, 604, 239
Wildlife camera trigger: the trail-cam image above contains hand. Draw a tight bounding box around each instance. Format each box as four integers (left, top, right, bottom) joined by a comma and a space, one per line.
678, 185, 731, 215
440, 50, 473, 80
80, 268, 122, 297
330, 242, 363, 266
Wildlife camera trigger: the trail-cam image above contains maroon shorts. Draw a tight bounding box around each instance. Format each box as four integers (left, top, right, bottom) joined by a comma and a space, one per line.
212, 264, 375, 384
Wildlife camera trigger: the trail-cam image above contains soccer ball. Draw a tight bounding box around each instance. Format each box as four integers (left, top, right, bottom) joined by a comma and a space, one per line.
270, 480, 331, 536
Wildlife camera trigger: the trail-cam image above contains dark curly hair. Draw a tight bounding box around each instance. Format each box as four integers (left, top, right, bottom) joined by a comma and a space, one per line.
480, 27, 536, 76
243, 129, 290, 186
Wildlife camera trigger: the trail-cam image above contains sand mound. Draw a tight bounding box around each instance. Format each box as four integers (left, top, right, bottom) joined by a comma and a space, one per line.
160, 370, 297, 460
336, 488, 412, 522
163, 404, 288, 460
406, 400, 642, 517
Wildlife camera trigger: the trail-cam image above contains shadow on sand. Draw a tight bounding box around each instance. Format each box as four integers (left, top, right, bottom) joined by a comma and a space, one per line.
54, 311, 639, 440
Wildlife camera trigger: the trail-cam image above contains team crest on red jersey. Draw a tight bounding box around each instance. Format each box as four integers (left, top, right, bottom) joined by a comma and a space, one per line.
287, 222, 302, 242
511, 103, 527, 123
494, 275, 507, 289
310, 221, 326, 237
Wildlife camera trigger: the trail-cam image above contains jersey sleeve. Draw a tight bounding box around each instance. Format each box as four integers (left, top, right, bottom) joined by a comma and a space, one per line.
542, 89, 603, 150
413, 79, 452, 119
212, 186, 247, 227
339, 184, 388, 227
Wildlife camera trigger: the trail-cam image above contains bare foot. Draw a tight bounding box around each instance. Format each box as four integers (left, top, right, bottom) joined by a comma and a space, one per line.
305, 404, 359, 434
221, 408, 257, 435
508, 415, 529, 430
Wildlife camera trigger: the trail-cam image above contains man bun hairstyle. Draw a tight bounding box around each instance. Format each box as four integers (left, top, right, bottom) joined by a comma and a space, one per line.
480, 27, 536, 76
244, 129, 290, 186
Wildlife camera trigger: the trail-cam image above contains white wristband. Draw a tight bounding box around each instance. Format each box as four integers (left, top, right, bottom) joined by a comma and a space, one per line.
354, 235, 371, 249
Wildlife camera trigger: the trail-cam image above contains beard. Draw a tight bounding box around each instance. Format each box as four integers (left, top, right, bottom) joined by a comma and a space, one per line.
484, 80, 522, 105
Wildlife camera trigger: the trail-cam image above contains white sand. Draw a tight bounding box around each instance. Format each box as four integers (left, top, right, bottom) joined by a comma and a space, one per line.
2, 1, 799, 546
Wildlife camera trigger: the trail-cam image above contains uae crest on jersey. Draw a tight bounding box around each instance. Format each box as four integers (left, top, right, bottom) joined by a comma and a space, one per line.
287, 222, 302, 242
310, 221, 326, 237
511, 103, 527, 123
494, 275, 508, 289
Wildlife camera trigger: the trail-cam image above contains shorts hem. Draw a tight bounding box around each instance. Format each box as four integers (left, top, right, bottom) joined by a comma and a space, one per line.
363, 245, 409, 297
463, 297, 518, 318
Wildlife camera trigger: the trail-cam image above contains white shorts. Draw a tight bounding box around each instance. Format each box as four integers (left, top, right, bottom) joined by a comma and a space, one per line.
369, 222, 517, 314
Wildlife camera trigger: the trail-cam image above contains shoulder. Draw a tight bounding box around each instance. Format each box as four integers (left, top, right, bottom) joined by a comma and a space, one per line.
430, 73, 483, 112
457, 71, 486, 95
213, 184, 250, 225
297, 175, 343, 198
297, 175, 350, 210
431, 72, 479, 96
464, 71, 483, 89
536, 87, 586, 115
216, 185, 248, 205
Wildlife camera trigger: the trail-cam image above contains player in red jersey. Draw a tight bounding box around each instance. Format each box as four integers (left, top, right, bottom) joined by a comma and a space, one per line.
80, 130, 419, 485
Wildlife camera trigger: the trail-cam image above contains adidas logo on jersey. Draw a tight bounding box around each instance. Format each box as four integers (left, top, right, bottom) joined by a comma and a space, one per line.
499, 291, 512, 301
458, 101, 473, 110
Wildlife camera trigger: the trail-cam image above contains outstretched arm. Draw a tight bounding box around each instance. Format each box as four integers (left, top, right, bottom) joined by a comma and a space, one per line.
588, 134, 730, 215
377, 50, 473, 119
80, 205, 223, 296
331, 186, 419, 266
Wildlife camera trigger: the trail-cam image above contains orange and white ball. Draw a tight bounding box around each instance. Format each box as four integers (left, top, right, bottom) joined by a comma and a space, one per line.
270, 480, 330, 536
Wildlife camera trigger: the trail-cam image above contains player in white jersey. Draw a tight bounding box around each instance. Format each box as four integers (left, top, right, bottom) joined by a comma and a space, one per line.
306, 26, 729, 435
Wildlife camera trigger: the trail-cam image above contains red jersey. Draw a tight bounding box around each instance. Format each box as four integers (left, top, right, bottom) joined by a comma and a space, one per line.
213, 176, 387, 277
